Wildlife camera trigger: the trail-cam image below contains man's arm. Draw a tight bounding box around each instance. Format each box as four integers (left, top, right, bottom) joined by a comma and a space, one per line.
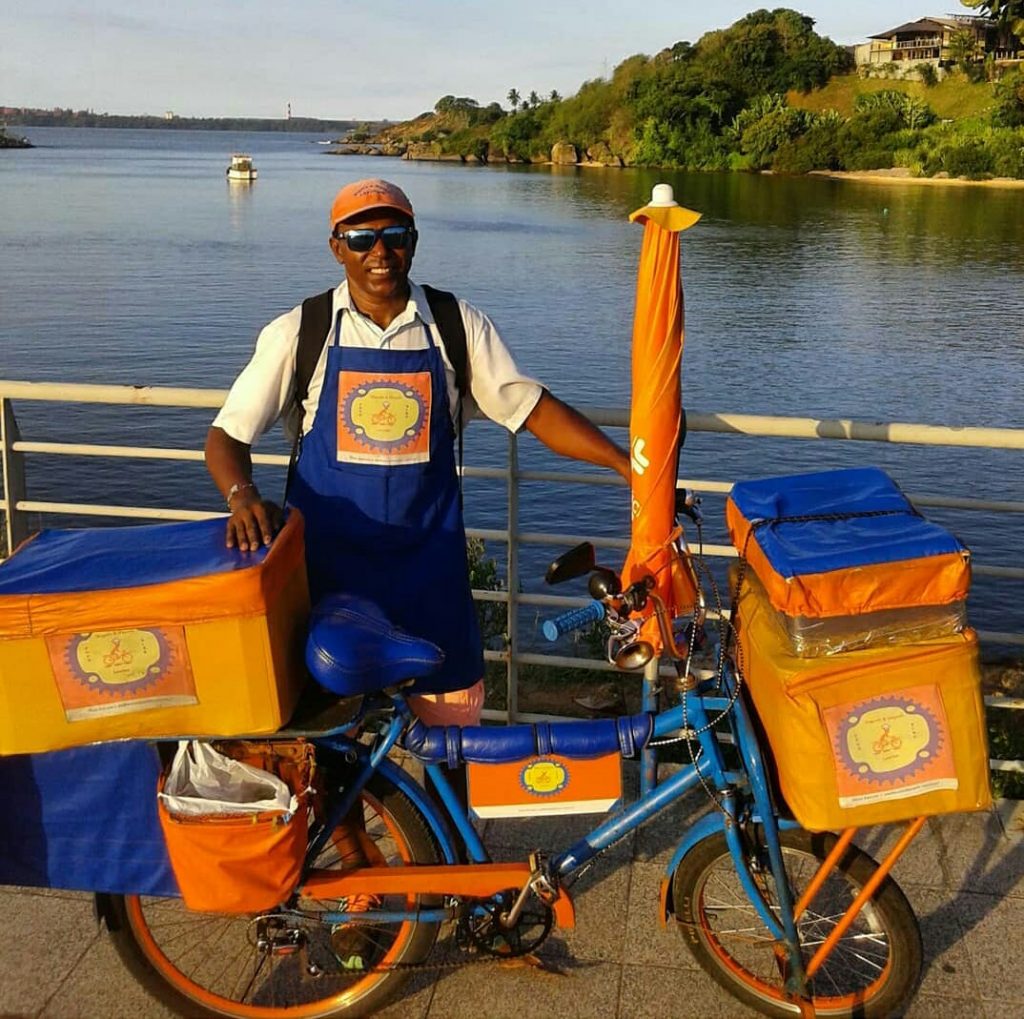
524, 391, 630, 481
205, 426, 283, 550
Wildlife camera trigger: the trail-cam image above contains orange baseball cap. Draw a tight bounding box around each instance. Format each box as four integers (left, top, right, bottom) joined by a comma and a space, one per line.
329, 179, 414, 231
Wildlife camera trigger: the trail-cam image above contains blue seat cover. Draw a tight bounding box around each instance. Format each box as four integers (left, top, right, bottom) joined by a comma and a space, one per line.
0, 516, 266, 595
729, 467, 966, 577
403, 714, 654, 767
305, 593, 445, 696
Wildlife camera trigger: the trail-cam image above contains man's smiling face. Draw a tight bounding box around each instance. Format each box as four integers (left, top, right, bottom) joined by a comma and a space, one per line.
330, 210, 417, 308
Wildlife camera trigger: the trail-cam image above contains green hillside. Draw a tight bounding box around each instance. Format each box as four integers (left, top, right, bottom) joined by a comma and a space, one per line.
788, 74, 995, 120
368, 7, 1024, 179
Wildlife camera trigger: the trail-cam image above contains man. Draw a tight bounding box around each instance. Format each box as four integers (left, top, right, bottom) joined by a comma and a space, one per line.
206, 178, 629, 727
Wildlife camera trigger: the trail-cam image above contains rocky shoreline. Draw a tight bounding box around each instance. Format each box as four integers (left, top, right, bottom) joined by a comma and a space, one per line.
325, 143, 1024, 185
324, 139, 624, 167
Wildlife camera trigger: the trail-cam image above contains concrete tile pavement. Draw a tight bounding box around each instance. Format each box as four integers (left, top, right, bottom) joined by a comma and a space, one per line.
1, 804, 1021, 1019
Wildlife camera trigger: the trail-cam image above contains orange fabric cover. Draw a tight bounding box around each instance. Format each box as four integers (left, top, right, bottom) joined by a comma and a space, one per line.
158, 741, 312, 913
620, 202, 701, 649
725, 498, 971, 619
735, 575, 991, 831
467, 752, 622, 818
0, 516, 309, 755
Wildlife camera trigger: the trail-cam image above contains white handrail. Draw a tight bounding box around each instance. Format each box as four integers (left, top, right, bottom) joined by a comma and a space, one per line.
1, 379, 1021, 783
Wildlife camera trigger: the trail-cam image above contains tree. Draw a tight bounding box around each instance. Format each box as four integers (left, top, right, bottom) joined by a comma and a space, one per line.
961, 0, 1024, 39
549, 90, 562, 103
992, 68, 1024, 125
507, 88, 521, 112
854, 90, 936, 129
527, 90, 541, 109
948, 28, 980, 70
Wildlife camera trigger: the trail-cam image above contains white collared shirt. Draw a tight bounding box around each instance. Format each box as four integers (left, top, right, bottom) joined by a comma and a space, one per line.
213, 280, 544, 446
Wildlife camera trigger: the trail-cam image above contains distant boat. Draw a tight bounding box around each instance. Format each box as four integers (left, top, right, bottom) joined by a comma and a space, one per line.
226, 153, 257, 182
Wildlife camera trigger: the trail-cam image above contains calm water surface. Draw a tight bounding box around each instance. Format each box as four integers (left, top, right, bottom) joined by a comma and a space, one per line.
2, 127, 1022, 638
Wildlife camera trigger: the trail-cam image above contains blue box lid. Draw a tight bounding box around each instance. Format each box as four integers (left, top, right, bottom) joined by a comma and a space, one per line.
0, 517, 267, 595
728, 467, 966, 578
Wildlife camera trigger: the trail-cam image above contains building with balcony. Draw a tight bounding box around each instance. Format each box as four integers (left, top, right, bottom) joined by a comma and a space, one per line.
855, 14, 1022, 70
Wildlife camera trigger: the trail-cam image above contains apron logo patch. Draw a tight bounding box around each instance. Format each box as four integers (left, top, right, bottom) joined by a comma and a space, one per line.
337, 371, 432, 465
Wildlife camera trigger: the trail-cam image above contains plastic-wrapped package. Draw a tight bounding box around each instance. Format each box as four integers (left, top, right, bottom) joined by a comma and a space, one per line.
782, 599, 967, 657
727, 467, 970, 657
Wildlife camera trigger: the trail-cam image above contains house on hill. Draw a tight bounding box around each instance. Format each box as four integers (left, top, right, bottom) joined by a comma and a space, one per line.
855, 13, 1022, 71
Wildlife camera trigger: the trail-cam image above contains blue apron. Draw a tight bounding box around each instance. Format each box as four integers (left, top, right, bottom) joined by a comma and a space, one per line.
288, 304, 483, 695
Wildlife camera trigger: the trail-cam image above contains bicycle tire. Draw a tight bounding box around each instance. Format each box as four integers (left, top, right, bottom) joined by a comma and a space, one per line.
103, 772, 441, 1019
672, 828, 922, 1018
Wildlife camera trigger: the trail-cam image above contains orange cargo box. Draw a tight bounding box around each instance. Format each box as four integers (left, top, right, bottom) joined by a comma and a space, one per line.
0, 513, 310, 755
735, 573, 991, 831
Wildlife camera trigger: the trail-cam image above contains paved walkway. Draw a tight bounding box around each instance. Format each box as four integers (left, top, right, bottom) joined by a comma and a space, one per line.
2, 784, 1021, 1019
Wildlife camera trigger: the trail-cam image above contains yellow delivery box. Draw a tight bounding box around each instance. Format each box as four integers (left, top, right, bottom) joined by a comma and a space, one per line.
734, 574, 991, 831
0, 513, 310, 755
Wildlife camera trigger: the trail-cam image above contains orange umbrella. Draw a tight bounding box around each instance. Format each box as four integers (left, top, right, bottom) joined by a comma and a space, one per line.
620, 184, 701, 655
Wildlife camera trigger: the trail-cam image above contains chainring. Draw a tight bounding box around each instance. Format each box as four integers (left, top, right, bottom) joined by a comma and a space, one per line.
460, 890, 554, 957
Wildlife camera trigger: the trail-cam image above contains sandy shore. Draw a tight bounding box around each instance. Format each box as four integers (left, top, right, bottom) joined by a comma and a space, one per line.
809, 168, 1024, 189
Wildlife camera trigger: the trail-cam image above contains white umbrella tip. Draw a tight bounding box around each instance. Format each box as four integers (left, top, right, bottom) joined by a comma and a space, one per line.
649, 183, 678, 208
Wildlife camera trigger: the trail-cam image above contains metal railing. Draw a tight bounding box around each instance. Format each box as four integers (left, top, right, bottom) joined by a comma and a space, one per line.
1, 379, 1021, 778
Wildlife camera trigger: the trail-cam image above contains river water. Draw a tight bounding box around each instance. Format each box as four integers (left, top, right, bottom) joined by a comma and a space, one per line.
1, 127, 1022, 640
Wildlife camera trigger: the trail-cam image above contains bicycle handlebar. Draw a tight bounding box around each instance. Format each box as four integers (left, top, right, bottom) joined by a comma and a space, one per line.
542, 600, 605, 641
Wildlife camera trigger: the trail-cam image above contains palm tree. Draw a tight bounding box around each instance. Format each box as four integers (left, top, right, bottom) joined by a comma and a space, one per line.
549, 90, 562, 103
528, 90, 541, 109
507, 88, 521, 113
961, 1, 1024, 39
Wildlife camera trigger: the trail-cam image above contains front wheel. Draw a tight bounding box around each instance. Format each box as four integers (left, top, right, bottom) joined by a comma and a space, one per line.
103, 773, 441, 1019
672, 828, 922, 1018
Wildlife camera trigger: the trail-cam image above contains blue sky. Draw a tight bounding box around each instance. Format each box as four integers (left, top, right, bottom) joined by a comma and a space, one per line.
4, 2, 971, 121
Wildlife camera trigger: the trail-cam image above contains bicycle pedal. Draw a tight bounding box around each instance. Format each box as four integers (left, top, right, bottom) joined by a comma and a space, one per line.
497, 952, 565, 975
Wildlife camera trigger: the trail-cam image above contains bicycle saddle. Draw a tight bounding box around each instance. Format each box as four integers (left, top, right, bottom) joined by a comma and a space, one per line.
305, 593, 445, 696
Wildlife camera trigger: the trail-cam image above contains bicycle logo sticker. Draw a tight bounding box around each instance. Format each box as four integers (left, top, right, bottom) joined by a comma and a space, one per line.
823, 683, 958, 808
45, 626, 198, 721
336, 370, 431, 465
520, 759, 569, 797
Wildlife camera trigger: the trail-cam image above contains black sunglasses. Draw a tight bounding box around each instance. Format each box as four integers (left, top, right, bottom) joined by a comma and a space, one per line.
333, 225, 417, 253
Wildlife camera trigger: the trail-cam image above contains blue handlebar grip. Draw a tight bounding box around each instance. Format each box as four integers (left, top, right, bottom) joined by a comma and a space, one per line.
542, 600, 605, 641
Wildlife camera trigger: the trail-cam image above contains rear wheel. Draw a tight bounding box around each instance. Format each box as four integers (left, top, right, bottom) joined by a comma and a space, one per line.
105, 774, 440, 1018
673, 828, 922, 1018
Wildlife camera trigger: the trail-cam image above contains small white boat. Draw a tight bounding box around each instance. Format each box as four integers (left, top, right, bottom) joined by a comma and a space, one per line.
226, 153, 257, 182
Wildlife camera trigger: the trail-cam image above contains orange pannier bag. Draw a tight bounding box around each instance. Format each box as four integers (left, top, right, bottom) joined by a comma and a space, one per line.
734, 574, 991, 832
158, 740, 314, 913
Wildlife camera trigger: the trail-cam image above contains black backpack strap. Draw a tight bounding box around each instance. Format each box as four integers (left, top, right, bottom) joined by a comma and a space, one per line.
285, 288, 334, 500
422, 285, 469, 501
421, 285, 468, 398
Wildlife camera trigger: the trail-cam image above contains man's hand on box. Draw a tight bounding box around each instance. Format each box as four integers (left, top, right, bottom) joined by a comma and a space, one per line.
226, 490, 283, 552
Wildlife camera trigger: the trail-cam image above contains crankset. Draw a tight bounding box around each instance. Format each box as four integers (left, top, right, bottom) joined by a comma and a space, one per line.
458, 889, 555, 958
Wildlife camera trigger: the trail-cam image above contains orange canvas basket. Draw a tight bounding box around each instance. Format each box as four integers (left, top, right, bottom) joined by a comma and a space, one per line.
158, 740, 314, 913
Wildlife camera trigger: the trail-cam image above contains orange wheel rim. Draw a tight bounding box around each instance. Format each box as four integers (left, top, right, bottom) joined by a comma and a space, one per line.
695, 881, 892, 1012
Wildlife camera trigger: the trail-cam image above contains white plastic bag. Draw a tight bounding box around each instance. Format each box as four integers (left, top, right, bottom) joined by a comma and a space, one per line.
159, 740, 298, 818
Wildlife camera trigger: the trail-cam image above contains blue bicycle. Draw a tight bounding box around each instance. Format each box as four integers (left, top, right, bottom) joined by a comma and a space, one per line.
100, 514, 924, 1019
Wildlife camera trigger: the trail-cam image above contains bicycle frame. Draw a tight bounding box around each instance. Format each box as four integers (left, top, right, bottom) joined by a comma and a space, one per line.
294, 634, 818, 996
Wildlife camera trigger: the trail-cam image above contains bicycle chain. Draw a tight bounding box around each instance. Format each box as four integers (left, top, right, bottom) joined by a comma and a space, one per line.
327, 913, 551, 976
